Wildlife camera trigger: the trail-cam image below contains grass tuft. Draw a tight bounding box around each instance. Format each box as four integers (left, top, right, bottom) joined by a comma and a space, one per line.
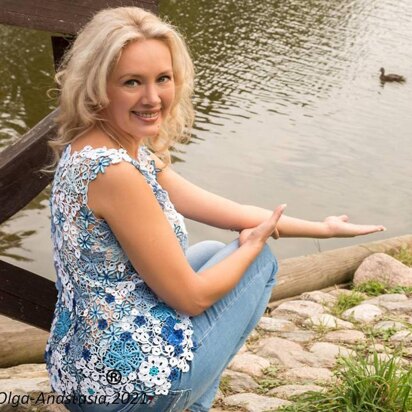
279, 351, 412, 411
353, 280, 412, 297
392, 247, 412, 267
330, 291, 364, 317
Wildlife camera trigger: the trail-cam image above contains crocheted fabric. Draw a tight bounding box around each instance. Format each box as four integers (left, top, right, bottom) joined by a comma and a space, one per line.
45, 145, 193, 403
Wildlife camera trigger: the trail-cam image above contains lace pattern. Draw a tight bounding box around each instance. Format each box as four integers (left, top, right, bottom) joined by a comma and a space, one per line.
45, 145, 193, 402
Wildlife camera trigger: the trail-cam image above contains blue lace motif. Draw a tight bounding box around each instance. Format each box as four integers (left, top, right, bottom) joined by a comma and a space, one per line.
45, 145, 193, 402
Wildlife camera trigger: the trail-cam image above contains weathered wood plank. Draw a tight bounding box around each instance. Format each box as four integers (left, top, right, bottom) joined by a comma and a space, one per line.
0, 109, 57, 225
270, 234, 412, 302
0, 0, 158, 34
0, 259, 56, 310
0, 281, 55, 331
0, 259, 56, 331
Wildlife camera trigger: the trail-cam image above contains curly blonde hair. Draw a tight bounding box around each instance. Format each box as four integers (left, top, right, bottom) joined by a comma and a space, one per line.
48, 6, 194, 169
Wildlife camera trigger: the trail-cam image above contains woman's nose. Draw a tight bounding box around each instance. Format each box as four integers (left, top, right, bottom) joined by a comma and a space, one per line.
141, 84, 161, 106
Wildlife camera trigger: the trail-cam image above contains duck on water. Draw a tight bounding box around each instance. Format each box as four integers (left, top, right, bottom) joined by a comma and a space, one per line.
380, 67, 406, 83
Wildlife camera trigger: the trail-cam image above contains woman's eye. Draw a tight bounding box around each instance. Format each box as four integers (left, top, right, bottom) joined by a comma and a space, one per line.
124, 79, 140, 87
158, 75, 172, 83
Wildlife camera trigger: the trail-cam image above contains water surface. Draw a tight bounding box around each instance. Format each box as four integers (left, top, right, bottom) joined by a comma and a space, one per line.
1, 0, 411, 279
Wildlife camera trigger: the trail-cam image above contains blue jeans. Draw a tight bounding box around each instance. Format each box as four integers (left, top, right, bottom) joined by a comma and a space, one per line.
65, 239, 277, 412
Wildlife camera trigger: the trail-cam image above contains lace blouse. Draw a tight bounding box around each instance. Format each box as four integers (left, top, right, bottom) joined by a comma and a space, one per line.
45, 144, 194, 404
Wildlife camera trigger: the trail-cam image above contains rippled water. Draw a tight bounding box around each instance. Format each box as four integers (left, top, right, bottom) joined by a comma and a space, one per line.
1, 0, 411, 279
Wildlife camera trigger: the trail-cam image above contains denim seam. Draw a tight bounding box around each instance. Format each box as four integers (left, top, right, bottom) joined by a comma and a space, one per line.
169, 388, 191, 411
196, 259, 275, 347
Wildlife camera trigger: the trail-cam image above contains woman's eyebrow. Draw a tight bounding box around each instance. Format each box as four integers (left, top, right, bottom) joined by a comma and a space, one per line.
119, 70, 173, 79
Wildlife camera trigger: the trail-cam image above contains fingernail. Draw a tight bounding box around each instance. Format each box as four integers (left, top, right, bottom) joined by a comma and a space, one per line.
381, 227, 387, 231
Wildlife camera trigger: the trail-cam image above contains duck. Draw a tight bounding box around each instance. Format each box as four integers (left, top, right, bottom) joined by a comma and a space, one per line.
380, 67, 406, 83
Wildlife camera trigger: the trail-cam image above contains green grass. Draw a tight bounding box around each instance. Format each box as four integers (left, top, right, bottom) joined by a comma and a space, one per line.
392, 247, 412, 267
330, 291, 364, 317
353, 280, 412, 297
257, 366, 282, 394
279, 351, 412, 411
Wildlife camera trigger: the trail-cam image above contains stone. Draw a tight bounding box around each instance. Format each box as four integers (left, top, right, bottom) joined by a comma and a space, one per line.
223, 392, 291, 412
304, 314, 353, 329
282, 367, 333, 384
300, 291, 337, 306
228, 353, 270, 377
389, 330, 412, 343
342, 304, 383, 323
269, 384, 325, 400
221, 370, 259, 393
309, 342, 354, 367
257, 317, 297, 332
255, 337, 329, 369
328, 289, 353, 297
376, 300, 412, 314
271, 300, 325, 319
367, 353, 392, 363
0, 364, 51, 395
278, 330, 316, 343
324, 330, 366, 344
374, 321, 406, 332
353, 253, 412, 287
365, 294, 408, 306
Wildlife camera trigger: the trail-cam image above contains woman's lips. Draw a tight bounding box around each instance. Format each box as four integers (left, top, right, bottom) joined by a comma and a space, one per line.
131, 111, 160, 122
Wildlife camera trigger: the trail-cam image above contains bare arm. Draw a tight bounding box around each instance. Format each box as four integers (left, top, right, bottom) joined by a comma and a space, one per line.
88, 162, 283, 317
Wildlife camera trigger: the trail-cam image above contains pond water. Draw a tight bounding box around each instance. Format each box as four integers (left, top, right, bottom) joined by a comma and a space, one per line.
1, 0, 411, 280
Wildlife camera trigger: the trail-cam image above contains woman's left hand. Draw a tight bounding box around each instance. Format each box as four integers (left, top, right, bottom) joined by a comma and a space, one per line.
323, 215, 386, 238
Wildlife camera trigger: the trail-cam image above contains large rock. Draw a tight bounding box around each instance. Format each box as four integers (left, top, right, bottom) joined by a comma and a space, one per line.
353, 253, 412, 287
223, 392, 291, 412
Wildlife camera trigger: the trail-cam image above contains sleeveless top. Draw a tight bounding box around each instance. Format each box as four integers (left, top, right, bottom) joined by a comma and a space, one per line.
44, 144, 194, 404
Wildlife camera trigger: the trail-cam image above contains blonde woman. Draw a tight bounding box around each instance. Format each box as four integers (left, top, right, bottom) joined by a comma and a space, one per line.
45, 7, 386, 412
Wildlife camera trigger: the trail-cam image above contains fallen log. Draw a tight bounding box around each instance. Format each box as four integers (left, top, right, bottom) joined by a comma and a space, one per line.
0, 315, 48, 368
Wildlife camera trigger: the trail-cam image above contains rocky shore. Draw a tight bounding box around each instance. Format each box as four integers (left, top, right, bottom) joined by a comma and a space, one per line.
1, 252, 411, 412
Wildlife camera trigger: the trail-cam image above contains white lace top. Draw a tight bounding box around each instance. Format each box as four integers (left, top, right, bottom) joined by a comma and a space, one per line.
45, 145, 194, 404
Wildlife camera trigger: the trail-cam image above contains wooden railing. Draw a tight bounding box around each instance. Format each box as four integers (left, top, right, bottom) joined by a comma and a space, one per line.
0, 0, 158, 331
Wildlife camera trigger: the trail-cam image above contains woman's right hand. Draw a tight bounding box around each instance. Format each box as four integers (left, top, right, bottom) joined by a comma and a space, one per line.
239, 204, 287, 247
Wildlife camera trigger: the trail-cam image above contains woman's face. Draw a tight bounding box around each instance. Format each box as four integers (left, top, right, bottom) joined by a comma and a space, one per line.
103, 39, 175, 142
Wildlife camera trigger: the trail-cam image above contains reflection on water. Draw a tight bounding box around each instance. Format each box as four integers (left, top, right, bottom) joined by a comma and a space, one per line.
0, 25, 55, 149
0, 0, 411, 278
